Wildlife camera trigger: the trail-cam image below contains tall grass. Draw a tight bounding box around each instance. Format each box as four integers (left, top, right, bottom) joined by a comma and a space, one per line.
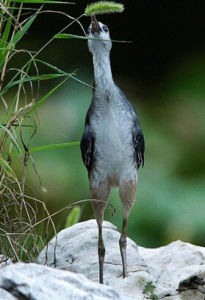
0, 0, 86, 263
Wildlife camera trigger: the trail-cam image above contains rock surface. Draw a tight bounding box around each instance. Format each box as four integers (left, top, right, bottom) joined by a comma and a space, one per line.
38, 219, 205, 300
0, 262, 134, 300
38, 220, 144, 281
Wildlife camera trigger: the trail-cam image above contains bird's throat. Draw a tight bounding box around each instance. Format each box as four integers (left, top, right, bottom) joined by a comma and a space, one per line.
93, 53, 114, 93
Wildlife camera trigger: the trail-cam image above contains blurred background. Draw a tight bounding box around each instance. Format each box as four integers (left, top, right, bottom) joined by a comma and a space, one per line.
14, 0, 205, 248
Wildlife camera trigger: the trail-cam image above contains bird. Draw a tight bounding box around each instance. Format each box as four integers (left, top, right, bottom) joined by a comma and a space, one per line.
80, 15, 145, 284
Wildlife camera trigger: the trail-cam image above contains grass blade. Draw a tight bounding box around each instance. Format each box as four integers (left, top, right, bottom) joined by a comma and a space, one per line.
65, 207, 81, 228
0, 10, 13, 68
0, 16, 12, 48
29, 77, 69, 113
34, 59, 67, 75
55, 33, 131, 43
0, 157, 16, 179
12, 142, 79, 157
10, 0, 74, 4
13, 15, 37, 44
0, 125, 22, 154
29, 142, 80, 153
1, 73, 69, 97
55, 33, 88, 40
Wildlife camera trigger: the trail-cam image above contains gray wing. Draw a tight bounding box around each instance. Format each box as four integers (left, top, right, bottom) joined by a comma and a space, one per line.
132, 116, 145, 169
117, 87, 145, 169
80, 105, 95, 176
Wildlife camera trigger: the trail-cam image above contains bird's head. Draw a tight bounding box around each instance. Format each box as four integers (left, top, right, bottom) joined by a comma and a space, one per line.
87, 15, 112, 56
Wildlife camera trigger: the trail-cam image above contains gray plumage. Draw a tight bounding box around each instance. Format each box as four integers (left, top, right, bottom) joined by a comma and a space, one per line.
80, 17, 145, 284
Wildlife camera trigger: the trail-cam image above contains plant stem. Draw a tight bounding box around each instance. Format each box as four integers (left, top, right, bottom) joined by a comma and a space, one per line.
0, 2, 23, 93
0, 13, 85, 99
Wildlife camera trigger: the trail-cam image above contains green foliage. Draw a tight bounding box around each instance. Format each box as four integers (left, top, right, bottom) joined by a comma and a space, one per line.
29, 78, 68, 112
65, 207, 81, 228
55, 33, 91, 40
0, 125, 21, 154
0, 11, 13, 67
13, 15, 37, 44
1, 74, 70, 98
11, 0, 72, 4
29, 142, 80, 153
55, 33, 130, 44
85, 1, 124, 16
143, 282, 158, 300
0, 157, 16, 179
0, 0, 81, 263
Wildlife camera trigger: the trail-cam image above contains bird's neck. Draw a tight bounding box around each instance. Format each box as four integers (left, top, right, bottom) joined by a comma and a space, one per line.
92, 52, 114, 93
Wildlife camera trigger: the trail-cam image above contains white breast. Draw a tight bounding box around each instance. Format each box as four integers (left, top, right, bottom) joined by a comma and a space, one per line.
91, 99, 136, 186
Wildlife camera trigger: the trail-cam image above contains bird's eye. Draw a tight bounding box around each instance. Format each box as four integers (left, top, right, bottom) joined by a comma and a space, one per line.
102, 25, 108, 32
87, 27, 91, 34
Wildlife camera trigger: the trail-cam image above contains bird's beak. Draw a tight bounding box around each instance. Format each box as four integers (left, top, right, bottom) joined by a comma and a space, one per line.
91, 15, 100, 34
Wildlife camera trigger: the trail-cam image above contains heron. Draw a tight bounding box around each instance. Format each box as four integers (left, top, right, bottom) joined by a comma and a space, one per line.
80, 15, 145, 284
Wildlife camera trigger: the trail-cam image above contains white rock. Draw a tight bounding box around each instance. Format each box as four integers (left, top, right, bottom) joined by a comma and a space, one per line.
139, 240, 205, 298
38, 220, 145, 280
0, 288, 16, 300
38, 220, 154, 299
0, 262, 134, 300
38, 220, 205, 300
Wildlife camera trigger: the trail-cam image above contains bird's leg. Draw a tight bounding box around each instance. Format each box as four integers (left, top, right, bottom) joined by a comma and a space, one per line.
98, 221, 105, 284
91, 180, 110, 284
119, 217, 128, 278
119, 180, 136, 278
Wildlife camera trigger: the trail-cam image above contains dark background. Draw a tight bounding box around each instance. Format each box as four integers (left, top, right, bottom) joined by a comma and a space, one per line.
17, 0, 205, 247
29, 0, 205, 85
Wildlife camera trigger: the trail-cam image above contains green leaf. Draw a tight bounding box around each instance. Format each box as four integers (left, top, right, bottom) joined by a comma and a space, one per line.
0, 15, 12, 47
55, 33, 89, 40
10, 0, 74, 4
0, 125, 21, 154
68, 74, 94, 89
31, 59, 93, 90
29, 77, 69, 113
0, 10, 37, 68
34, 59, 67, 74
1, 123, 36, 128
0, 1, 13, 44
28, 142, 80, 153
33, 59, 94, 89
65, 207, 81, 228
10, 73, 66, 85
12, 142, 79, 157
0, 157, 16, 179
85, 1, 124, 16
55, 33, 130, 44
32, 61, 93, 88
0, 9, 13, 68
1, 73, 68, 97
13, 15, 37, 45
